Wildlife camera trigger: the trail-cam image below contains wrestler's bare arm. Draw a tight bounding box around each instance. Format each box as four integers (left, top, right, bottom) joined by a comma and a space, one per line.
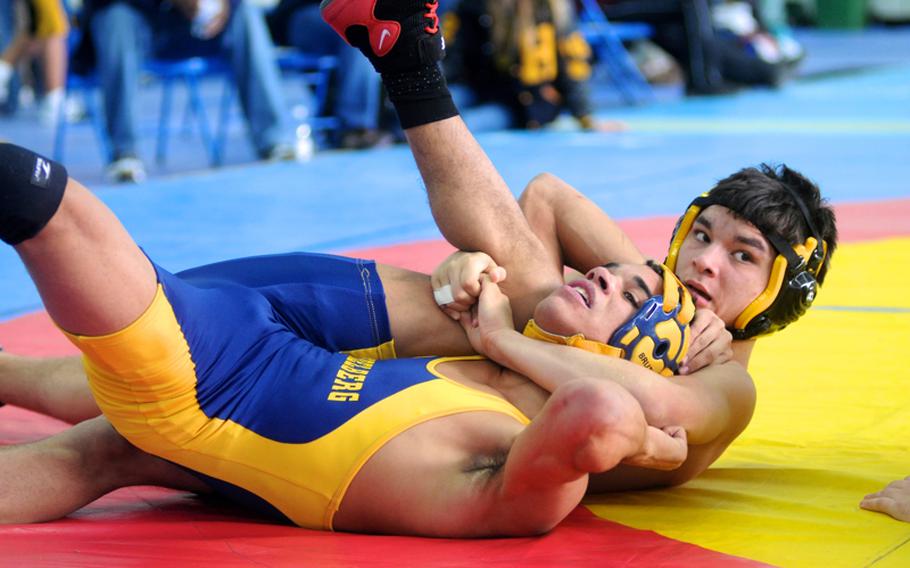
404, 119, 564, 324
518, 173, 647, 271
489, 327, 754, 446
460, 277, 753, 447
518, 172, 736, 372
334, 377, 663, 537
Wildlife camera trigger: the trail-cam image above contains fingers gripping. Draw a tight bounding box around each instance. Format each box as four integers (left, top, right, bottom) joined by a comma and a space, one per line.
432, 252, 506, 314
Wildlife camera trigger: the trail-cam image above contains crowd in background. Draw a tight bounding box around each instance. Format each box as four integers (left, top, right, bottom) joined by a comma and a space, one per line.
0, 0, 907, 183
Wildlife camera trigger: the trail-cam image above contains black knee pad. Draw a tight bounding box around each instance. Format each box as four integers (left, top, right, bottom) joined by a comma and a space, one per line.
0, 143, 68, 245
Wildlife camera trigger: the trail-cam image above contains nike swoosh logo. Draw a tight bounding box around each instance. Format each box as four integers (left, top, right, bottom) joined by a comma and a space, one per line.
378, 28, 392, 52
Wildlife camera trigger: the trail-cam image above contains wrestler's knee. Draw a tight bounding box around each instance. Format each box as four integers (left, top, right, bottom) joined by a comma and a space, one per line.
518, 172, 557, 205
0, 143, 67, 246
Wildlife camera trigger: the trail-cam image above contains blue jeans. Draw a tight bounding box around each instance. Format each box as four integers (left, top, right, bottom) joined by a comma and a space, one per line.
0, 0, 19, 113
285, 4, 380, 132
449, 84, 514, 133
91, 0, 294, 160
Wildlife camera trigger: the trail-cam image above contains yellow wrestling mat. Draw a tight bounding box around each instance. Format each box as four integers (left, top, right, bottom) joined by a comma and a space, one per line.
585, 237, 910, 567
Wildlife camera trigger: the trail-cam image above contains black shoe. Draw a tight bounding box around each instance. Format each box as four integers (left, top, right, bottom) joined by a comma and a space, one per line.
338, 128, 395, 150
685, 81, 742, 96
320, 0, 445, 74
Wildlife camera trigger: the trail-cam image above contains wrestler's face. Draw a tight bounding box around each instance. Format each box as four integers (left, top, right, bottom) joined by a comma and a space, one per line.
533, 263, 663, 342
673, 205, 775, 326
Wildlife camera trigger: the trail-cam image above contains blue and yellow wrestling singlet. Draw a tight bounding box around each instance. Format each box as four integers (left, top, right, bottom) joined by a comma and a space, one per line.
175, 252, 397, 359
63, 253, 529, 529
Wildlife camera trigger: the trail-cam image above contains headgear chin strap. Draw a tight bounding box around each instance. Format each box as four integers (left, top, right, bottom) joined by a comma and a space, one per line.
522, 263, 694, 377
665, 189, 827, 340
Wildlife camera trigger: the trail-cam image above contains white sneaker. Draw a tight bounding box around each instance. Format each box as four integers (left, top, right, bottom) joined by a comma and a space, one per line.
106, 157, 147, 184
63, 94, 87, 123
713, 2, 760, 36
39, 88, 66, 126
18, 85, 35, 109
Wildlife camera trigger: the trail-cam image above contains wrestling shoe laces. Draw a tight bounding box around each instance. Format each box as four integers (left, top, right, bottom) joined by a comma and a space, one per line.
320, 0, 445, 74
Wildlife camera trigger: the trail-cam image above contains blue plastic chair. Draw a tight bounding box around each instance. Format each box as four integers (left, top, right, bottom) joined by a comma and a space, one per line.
207, 48, 339, 165
275, 47, 341, 141
56, 55, 232, 167
54, 70, 112, 164
146, 56, 231, 166
577, 0, 655, 104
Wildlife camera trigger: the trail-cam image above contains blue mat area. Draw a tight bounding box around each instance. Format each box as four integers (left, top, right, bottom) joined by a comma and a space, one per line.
795, 26, 910, 77
1, 30, 909, 320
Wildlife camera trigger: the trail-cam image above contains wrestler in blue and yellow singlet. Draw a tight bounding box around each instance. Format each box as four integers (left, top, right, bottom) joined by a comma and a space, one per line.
64, 253, 529, 529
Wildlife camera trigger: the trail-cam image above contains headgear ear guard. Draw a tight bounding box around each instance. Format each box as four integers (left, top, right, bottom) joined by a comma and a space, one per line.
665, 187, 827, 340
522, 262, 695, 377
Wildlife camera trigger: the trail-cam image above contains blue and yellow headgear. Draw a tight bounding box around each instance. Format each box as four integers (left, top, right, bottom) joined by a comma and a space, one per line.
665, 189, 827, 339
522, 262, 695, 377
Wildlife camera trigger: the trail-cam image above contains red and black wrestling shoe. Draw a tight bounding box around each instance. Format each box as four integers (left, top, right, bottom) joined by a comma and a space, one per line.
320, 0, 444, 73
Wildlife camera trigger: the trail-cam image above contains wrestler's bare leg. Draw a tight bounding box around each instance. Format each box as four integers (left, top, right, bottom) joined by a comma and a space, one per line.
14, 178, 157, 337
0, 415, 208, 523
0, 263, 471, 423
0, 263, 473, 422
0, 175, 155, 427
0, 352, 100, 423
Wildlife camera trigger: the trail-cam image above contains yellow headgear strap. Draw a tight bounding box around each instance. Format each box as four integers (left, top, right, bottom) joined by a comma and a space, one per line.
521, 262, 694, 358
654, 261, 696, 324
522, 319, 625, 358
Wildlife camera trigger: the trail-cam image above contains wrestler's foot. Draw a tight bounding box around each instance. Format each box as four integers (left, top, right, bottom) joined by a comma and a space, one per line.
320, 0, 444, 74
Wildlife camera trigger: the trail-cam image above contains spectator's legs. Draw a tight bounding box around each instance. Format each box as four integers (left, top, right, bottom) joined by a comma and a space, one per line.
332, 46, 381, 132
36, 34, 69, 125
221, 1, 293, 157
91, 3, 151, 161
288, 5, 381, 136
604, 0, 724, 94
0, 0, 13, 110
679, 0, 723, 93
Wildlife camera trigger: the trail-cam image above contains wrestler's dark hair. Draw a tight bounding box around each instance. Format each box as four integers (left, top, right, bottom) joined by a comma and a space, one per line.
706, 163, 838, 284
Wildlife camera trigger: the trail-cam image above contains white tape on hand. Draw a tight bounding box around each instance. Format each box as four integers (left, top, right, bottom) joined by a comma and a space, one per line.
433, 284, 455, 306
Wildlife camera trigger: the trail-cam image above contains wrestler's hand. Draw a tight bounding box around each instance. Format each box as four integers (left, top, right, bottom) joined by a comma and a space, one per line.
431, 251, 507, 321
679, 309, 732, 374
861, 477, 910, 522
622, 426, 688, 471
458, 275, 515, 356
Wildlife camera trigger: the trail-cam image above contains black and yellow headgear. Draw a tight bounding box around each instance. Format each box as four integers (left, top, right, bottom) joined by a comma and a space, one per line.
523, 262, 695, 377
665, 189, 827, 340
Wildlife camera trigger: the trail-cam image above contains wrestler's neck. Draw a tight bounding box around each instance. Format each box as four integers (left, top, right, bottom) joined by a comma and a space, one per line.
732, 339, 756, 368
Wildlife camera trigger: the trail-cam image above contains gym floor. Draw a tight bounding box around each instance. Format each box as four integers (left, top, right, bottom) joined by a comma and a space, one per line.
1, 27, 908, 567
